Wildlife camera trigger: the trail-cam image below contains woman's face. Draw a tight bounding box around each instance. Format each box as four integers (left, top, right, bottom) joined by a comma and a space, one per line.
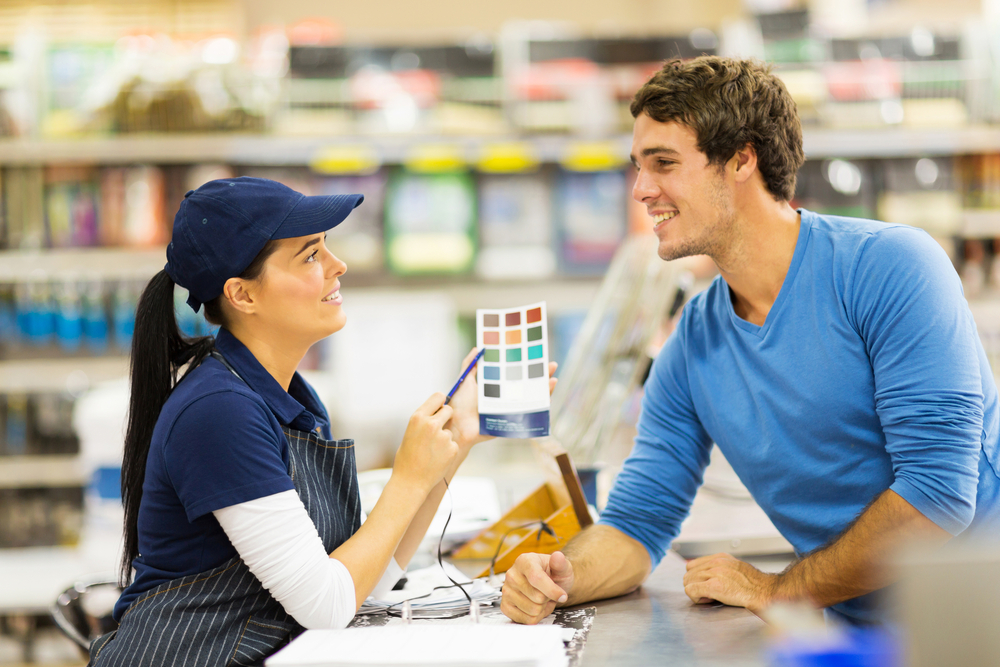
245, 232, 348, 347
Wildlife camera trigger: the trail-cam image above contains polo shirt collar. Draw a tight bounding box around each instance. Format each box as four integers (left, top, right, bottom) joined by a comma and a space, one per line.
214, 328, 318, 432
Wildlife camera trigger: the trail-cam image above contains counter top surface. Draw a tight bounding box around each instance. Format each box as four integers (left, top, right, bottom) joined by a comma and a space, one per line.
574, 551, 767, 667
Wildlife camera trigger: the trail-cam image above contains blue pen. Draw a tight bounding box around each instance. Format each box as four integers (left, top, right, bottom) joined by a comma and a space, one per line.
444, 348, 485, 405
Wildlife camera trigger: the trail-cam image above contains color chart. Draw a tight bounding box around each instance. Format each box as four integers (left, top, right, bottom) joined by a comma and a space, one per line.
476, 301, 550, 438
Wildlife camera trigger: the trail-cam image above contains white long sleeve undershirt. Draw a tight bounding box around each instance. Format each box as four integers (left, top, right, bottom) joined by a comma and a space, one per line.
213, 489, 404, 629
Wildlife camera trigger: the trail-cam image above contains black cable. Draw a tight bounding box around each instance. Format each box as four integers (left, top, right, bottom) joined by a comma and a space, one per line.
438, 477, 473, 605
488, 520, 560, 580
384, 477, 473, 618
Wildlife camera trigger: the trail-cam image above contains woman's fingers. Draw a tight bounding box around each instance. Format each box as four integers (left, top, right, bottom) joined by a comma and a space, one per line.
417, 392, 448, 415
460, 347, 480, 368
432, 404, 454, 426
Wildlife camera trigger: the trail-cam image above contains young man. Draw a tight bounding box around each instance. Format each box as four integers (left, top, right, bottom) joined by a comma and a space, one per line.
501, 57, 1000, 626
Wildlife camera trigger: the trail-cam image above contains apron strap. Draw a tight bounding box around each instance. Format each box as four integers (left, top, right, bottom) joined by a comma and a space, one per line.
210, 350, 246, 384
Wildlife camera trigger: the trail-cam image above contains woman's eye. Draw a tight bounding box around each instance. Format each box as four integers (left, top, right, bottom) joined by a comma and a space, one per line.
306, 250, 318, 262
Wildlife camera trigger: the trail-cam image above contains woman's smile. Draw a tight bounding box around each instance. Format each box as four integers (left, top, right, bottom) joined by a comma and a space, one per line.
321, 283, 342, 305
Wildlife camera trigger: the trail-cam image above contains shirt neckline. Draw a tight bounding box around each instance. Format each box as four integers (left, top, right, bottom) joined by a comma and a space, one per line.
725, 209, 812, 339
214, 328, 320, 432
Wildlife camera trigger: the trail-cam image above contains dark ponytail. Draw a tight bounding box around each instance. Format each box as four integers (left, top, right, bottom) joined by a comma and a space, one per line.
119, 240, 280, 586
119, 270, 214, 586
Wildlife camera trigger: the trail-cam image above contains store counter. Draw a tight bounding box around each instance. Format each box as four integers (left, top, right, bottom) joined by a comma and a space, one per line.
572, 550, 767, 667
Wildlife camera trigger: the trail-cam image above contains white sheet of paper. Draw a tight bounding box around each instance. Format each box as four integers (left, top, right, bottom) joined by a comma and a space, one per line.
265, 624, 568, 667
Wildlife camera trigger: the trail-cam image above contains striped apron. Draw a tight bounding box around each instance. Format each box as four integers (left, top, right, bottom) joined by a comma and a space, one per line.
90, 356, 361, 666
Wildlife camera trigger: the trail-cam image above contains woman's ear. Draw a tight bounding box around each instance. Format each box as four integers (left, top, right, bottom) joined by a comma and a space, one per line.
223, 277, 256, 315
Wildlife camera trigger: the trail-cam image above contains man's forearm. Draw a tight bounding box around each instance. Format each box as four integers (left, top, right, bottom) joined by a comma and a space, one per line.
774, 489, 951, 607
562, 524, 652, 606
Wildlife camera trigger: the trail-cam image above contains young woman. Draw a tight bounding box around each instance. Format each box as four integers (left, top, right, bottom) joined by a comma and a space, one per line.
89, 178, 552, 666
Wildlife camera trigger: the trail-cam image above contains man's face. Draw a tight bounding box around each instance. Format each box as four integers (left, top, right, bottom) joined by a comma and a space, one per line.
630, 113, 737, 262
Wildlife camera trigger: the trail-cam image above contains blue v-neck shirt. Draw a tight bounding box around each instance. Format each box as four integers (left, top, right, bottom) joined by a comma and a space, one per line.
115, 328, 332, 620
600, 209, 1000, 624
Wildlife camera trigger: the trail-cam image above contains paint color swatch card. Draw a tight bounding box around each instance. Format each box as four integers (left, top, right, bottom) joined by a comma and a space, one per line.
477, 302, 550, 438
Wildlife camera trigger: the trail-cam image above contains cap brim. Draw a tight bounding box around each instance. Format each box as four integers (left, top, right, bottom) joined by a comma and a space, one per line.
271, 193, 365, 240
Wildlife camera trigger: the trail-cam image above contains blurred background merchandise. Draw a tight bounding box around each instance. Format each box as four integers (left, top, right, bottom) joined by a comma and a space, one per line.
1, 0, 1000, 662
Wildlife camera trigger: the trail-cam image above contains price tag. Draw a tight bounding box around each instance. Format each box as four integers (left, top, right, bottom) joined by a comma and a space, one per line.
309, 145, 381, 175
476, 142, 540, 173
404, 144, 467, 173
560, 141, 627, 172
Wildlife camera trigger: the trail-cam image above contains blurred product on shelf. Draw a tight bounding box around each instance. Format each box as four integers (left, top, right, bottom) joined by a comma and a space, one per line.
44, 34, 281, 135
0, 486, 83, 548
2, 165, 168, 251
878, 157, 962, 237
53, 278, 85, 351
963, 239, 989, 299
505, 34, 716, 135
73, 378, 129, 537
555, 170, 627, 274
383, 168, 477, 275
0, 279, 216, 358
476, 172, 555, 280
957, 154, 1000, 241
2, 166, 45, 249
958, 154, 1000, 211
0, 392, 77, 457
2, 393, 29, 456
45, 166, 98, 247
754, 7, 999, 129
792, 158, 875, 220
284, 41, 503, 136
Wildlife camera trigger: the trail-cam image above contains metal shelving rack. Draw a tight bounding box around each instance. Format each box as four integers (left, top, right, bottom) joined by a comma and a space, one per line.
1, 126, 1000, 166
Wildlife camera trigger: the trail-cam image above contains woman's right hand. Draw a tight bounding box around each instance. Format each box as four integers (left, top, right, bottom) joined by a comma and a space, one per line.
392, 393, 458, 494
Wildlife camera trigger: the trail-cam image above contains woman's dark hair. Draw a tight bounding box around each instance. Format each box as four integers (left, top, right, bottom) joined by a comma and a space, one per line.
120, 240, 279, 586
630, 56, 805, 202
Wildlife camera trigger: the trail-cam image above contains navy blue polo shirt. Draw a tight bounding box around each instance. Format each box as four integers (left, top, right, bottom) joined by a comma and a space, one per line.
114, 328, 332, 620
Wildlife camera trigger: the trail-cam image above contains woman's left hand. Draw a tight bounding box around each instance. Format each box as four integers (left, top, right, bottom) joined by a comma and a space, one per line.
446, 347, 558, 454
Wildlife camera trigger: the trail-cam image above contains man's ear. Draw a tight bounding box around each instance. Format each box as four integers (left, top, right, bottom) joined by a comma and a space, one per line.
731, 144, 758, 185
223, 277, 255, 315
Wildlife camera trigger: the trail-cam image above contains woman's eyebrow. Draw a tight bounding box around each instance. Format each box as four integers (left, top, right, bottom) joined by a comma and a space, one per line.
294, 237, 322, 257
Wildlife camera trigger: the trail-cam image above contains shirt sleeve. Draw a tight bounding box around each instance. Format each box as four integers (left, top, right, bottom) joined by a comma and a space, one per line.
598, 319, 714, 567
214, 491, 406, 629
848, 227, 984, 534
214, 490, 357, 629
163, 390, 295, 522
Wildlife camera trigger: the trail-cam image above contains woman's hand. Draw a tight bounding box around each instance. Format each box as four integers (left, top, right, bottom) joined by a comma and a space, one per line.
392, 393, 459, 495
446, 347, 558, 454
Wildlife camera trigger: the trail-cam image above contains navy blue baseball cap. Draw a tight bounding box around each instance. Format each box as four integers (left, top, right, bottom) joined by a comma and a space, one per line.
165, 177, 364, 312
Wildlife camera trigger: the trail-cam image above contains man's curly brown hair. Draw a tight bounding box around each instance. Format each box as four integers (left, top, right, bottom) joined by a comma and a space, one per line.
630, 56, 804, 202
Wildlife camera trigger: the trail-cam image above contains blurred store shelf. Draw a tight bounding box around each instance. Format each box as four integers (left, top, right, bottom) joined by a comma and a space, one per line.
0, 455, 85, 488
0, 247, 166, 282
802, 126, 1000, 159
961, 210, 1000, 237
0, 356, 129, 393
2, 127, 1000, 167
